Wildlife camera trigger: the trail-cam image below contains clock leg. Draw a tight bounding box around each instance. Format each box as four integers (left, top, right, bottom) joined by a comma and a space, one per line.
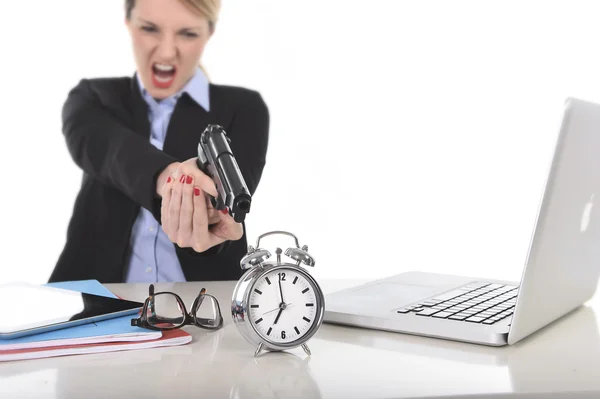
254, 342, 263, 358
301, 343, 311, 356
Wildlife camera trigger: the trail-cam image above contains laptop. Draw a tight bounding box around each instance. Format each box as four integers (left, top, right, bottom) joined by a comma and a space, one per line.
323, 97, 600, 346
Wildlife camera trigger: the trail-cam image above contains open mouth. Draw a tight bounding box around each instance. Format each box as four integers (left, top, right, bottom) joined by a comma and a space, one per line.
151, 63, 177, 89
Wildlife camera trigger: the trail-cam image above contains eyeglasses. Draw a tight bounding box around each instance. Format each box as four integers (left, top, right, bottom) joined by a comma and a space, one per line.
130, 284, 223, 331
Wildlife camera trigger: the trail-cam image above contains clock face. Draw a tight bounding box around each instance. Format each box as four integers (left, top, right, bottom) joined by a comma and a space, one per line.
248, 268, 319, 345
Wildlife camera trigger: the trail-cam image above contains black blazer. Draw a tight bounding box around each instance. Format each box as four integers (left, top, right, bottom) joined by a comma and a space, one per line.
48, 74, 269, 283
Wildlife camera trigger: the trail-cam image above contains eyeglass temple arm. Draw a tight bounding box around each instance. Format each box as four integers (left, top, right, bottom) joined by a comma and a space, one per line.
132, 284, 159, 327
131, 296, 152, 327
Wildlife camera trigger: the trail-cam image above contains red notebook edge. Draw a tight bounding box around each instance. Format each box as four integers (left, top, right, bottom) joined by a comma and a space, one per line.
0, 328, 192, 362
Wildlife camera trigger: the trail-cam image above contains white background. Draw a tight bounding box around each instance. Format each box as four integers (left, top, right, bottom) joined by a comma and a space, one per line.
1, 0, 600, 284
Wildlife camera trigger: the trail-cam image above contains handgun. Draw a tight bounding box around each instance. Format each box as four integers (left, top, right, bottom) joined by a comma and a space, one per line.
196, 124, 251, 223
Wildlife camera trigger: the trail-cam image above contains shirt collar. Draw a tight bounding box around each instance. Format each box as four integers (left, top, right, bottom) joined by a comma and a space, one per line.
136, 67, 210, 111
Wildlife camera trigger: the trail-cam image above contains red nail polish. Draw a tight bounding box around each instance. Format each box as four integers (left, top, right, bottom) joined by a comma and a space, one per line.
186, 175, 193, 184
194, 188, 200, 196
167, 177, 172, 183
221, 209, 228, 214
179, 175, 186, 183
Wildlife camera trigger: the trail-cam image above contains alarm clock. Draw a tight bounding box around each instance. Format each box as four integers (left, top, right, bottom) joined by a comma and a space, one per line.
231, 231, 325, 357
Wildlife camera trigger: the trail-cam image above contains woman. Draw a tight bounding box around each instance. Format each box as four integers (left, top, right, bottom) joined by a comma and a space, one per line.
49, 0, 269, 283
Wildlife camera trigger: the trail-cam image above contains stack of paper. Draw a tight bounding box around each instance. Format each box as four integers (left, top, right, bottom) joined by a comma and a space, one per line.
0, 280, 192, 362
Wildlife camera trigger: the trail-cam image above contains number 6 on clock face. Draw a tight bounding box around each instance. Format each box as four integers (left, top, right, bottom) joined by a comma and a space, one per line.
248, 268, 319, 344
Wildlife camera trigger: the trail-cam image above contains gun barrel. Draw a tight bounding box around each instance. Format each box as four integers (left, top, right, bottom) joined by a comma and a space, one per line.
217, 154, 251, 217
197, 124, 251, 223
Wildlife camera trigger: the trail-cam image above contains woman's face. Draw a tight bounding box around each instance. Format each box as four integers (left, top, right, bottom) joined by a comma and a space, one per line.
126, 0, 212, 99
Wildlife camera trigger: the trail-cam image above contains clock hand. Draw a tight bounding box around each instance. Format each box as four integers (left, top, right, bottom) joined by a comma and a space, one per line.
263, 307, 281, 316
274, 308, 283, 324
262, 303, 293, 316
278, 273, 285, 304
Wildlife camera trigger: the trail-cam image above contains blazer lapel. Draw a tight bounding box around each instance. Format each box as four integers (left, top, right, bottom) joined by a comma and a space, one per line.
163, 92, 212, 161
130, 74, 151, 139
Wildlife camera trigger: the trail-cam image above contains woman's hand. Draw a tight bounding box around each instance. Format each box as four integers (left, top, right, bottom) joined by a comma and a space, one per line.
159, 158, 244, 253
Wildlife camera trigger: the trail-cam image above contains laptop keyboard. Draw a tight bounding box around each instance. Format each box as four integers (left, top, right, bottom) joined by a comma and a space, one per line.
396, 281, 518, 325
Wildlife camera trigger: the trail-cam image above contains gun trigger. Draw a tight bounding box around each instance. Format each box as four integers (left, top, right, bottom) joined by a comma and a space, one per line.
196, 158, 205, 172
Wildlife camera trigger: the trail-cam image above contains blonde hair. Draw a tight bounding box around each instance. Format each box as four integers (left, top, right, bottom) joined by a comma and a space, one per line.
125, 0, 220, 77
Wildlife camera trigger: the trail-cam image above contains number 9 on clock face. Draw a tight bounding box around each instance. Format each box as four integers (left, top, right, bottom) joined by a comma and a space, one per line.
248, 267, 321, 345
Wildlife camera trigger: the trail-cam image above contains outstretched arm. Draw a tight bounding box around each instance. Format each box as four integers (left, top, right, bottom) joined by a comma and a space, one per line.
62, 79, 178, 216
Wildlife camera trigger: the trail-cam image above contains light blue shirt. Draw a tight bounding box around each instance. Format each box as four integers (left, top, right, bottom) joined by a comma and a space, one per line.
124, 68, 210, 283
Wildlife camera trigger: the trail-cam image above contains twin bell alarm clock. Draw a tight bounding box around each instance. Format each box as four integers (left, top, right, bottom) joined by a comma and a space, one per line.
231, 231, 325, 357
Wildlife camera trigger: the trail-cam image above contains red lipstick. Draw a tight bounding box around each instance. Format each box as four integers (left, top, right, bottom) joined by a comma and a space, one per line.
151, 63, 177, 89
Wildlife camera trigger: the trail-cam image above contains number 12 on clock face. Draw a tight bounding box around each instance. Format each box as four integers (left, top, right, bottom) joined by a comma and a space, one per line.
248, 269, 319, 344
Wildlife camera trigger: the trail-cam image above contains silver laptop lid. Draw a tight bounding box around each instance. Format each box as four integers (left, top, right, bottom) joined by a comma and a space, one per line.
509, 98, 600, 345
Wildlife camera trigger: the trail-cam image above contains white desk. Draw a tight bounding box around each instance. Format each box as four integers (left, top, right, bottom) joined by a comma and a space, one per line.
1, 279, 600, 399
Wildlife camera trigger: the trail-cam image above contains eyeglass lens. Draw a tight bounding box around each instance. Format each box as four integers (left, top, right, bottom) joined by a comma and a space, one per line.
194, 295, 220, 328
145, 291, 220, 329
147, 292, 185, 328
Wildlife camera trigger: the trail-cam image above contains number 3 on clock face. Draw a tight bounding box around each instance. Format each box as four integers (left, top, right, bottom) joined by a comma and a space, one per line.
248, 268, 319, 344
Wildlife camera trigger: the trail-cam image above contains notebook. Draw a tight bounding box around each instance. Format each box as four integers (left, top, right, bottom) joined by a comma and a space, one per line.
0, 280, 192, 361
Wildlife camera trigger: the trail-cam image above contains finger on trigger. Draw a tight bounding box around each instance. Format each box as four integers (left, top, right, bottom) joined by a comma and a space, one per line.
194, 172, 218, 198
205, 193, 214, 209
192, 186, 210, 235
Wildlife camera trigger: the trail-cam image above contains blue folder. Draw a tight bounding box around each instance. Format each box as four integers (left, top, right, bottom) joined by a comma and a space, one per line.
0, 280, 157, 346
47, 279, 119, 298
